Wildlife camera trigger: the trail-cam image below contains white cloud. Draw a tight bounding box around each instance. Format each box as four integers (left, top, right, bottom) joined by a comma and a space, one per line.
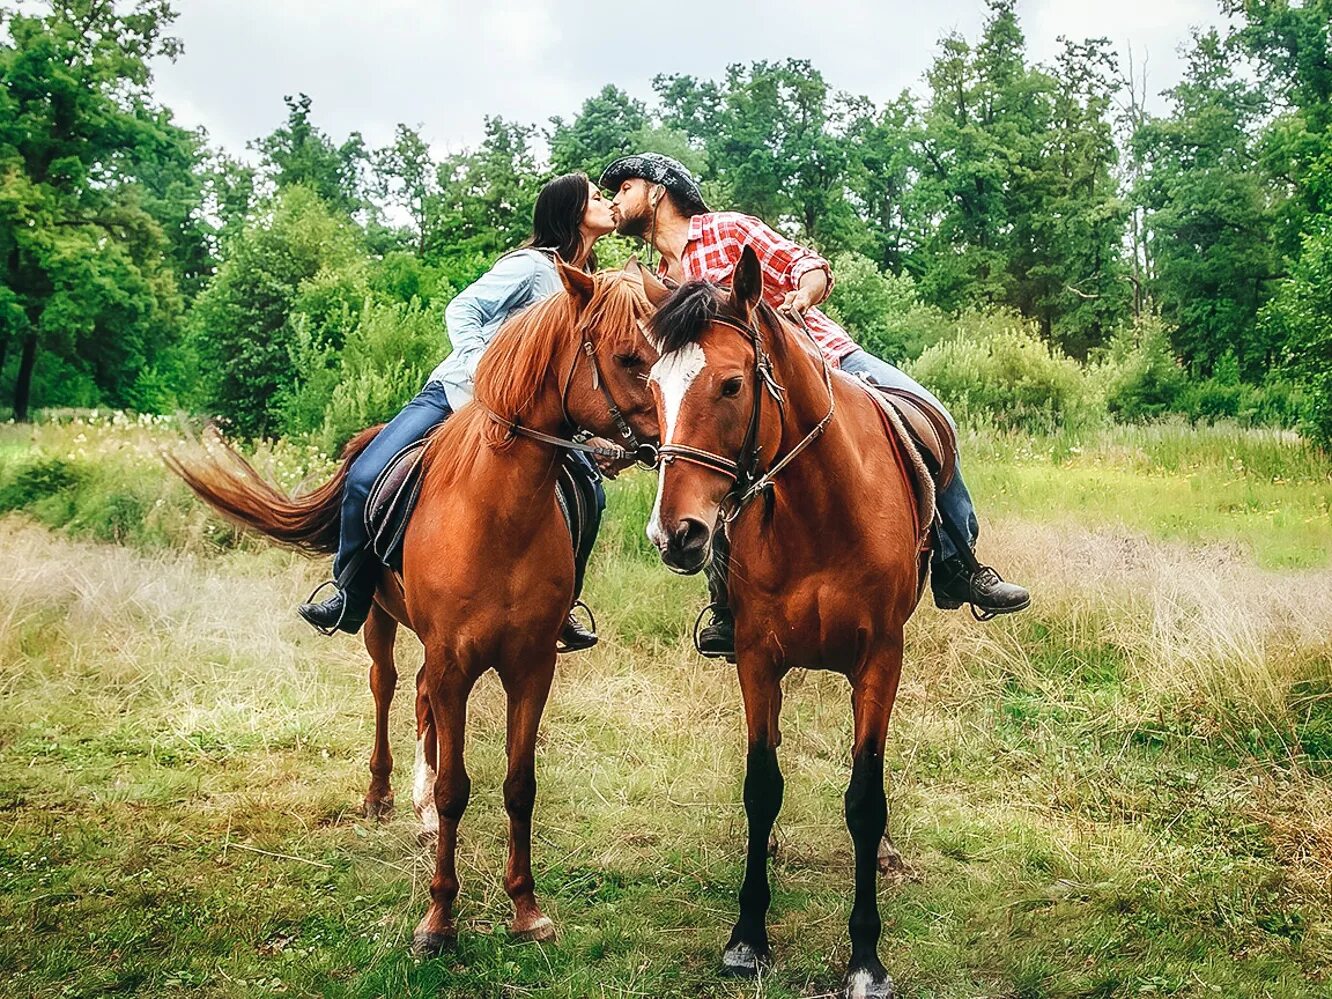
150, 0, 1231, 160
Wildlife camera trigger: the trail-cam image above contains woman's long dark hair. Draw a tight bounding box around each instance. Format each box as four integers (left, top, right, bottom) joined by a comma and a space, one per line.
526, 172, 596, 270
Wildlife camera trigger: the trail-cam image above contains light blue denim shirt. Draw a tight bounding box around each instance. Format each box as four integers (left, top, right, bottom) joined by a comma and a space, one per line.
427, 248, 562, 408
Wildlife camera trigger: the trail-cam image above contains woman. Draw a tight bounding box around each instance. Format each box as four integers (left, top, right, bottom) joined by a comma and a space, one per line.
299, 172, 619, 649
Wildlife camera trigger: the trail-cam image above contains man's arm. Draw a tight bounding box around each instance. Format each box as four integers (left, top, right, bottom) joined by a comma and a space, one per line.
716, 213, 833, 314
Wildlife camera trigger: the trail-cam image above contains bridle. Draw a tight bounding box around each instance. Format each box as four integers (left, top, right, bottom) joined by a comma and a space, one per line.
484, 313, 660, 469
656, 306, 836, 524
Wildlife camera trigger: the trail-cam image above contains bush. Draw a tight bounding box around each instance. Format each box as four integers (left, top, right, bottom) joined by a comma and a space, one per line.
1261, 223, 1332, 448
314, 299, 449, 453
1100, 318, 1190, 421
907, 320, 1099, 433
823, 252, 951, 362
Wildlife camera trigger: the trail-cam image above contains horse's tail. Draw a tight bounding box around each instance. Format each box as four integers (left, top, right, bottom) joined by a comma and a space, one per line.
165, 425, 382, 555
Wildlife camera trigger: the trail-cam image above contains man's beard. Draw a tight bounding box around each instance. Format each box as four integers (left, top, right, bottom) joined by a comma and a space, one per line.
616, 208, 651, 239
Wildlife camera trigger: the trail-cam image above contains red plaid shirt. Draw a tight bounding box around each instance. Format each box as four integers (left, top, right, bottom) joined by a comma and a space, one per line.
659, 212, 859, 364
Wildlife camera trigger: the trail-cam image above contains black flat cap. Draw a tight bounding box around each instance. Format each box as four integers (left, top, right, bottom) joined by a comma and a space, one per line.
599, 153, 709, 215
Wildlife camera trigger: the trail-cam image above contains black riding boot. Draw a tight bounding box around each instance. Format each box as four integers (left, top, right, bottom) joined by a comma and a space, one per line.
299, 560, 377, 635
696, 529, 736, 658
558, 613, 598, 652
931, 556, 1030, 617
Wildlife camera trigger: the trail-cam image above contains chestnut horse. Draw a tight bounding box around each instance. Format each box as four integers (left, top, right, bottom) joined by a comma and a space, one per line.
169, 260, 665, 953
645, 247, 925, 999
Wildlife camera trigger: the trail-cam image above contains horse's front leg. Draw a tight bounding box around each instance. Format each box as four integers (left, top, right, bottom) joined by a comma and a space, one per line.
362, 603, 398, 818
411, 657, 478, 956
722, 655, 784, 976
499, 653, 558, 941
843, 630, 904, 999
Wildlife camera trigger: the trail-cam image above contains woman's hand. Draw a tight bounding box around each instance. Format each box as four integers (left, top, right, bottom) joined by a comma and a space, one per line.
586, 437, 632, 478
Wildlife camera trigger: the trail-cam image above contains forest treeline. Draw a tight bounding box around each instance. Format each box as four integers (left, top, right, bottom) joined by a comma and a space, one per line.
1, 0, 1330, 446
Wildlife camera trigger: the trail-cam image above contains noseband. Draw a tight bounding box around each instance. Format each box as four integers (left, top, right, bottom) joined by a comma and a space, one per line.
656, 308, 836, 523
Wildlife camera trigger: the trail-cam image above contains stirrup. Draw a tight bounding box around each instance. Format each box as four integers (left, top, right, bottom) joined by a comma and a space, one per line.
302, 578, 345, 637
967, 568, 1004, 623
692, 602, 732, 659
555, 599, 598, 653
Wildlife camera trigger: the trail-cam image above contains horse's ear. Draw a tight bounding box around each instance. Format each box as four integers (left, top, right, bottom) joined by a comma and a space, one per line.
729, 245, 763, 319
626, 255, 672, 307
556, 256, 595, 309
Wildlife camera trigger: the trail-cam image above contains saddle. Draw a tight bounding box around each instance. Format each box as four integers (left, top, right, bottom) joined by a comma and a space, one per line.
364, 440, 598, 574
866, 384, 957, 491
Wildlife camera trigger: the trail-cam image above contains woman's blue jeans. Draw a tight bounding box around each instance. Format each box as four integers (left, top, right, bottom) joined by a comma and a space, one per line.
332, 381, 606, 598
838, 349, 979, 562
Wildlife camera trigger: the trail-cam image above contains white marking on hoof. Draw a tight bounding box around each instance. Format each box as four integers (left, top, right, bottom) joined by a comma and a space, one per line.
510, 914, 555, 942
412, 736, 438, 838
846, 968, 894, 999
721, 941, 764, 976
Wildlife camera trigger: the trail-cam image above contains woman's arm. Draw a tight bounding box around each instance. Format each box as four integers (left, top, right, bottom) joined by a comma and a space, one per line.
443, 251, 542, 384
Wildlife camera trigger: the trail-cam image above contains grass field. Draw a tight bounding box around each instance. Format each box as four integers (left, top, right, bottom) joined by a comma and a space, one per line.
0, 415, 1330, 998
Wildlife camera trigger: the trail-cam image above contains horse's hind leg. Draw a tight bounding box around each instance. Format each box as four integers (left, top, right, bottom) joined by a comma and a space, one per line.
363, 602, 398, 819
412, 658, 478, 956
499, 653, 557, 941
412, 666, 438, 843
722, 657, 784, 976
843, 631, 905, 999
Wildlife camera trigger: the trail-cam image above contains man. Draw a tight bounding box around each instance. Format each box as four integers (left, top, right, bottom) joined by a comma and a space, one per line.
600, 152, 1029, 656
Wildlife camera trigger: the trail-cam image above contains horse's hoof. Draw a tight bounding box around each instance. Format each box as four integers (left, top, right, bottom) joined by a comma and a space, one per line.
362, 795, 394, 820
845, 967, 894, 999
509, 914, 555, 942
410, 928, 456, 958
720, 941, 768, 977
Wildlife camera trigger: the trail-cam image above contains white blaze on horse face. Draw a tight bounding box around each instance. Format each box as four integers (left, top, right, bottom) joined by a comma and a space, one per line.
647, 342, 708, 547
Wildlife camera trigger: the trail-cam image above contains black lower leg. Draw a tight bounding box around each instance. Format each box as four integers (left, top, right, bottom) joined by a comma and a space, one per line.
706, 528, 731, 615
845, 750, 889, 976
727, 743, 783, 961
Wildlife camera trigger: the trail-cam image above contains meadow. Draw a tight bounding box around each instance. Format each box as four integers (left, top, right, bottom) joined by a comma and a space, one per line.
0, 414, 1329, 998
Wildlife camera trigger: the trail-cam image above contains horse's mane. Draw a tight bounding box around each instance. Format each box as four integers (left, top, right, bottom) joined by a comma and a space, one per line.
423, 271, 650, 486
650, 280, 784, 353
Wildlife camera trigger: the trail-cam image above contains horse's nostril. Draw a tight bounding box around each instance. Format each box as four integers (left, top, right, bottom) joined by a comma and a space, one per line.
672, 517, 710, 555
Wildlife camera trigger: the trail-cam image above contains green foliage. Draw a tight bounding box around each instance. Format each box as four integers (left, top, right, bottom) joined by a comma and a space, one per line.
548, 85, 649, 176
0, 0, 197, 418
187, 186, 366, 437
822, 252, 950, 361
1100, 318, 1189, 422
254, 93, 368, 218
908, 319, 1098, 433
1262, 223, 1332, 446
313, 299, 448, 453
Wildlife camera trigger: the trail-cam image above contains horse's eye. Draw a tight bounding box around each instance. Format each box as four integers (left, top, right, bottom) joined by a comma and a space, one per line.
616, 353, 644, 370
721, 376, 744, 398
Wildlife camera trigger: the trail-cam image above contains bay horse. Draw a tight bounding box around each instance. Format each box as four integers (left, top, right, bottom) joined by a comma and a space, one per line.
645, 247, 926, 999
169, 259, 667, 953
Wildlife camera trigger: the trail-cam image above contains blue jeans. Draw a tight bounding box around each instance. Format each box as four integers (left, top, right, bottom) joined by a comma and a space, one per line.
839, 349, 978, 562
333, 381, 606, 599
334, 381, 454, 582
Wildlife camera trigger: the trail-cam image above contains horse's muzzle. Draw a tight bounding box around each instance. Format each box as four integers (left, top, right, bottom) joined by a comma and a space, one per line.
660, 517, 711, 575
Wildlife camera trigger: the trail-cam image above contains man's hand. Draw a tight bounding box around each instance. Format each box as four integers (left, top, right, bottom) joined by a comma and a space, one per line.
586, 436, 631, 478
780, 288, 816, 315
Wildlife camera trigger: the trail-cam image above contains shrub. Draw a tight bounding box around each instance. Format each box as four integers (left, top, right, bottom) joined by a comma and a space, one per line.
907, 320, 1099, 433
1100, 318, 1190, 421
824, 252, 951, 362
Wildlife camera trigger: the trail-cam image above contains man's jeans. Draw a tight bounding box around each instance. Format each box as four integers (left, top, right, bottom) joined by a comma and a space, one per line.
839, 349, 979, 562
332, 381, 607, 596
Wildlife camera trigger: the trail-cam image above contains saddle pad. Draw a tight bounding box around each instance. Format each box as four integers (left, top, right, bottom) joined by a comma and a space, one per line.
849, 376, 957, 491
364, 441, 594, 575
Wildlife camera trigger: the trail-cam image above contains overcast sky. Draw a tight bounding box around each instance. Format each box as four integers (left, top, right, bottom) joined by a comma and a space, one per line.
150, 0, 1229, 162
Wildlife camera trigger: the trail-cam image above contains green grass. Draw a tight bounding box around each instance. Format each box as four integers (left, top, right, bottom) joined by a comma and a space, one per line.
0, 416, 1330, 997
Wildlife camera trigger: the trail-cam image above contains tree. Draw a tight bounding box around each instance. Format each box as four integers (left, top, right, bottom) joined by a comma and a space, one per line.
0, 0, 194, 419
1133, 29, 1282, 377
188, 186, 365, 437
253, 93, 368, 219
548, 85, 648, 176
373, 123, 436, 255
